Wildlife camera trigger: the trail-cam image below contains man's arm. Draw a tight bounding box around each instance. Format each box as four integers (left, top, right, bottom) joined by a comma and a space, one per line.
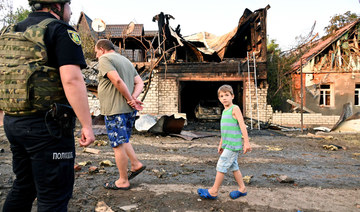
106, 70, 133, 101
107, 71, 144, 110
59, 64, 95, 147
132, 75, 144, 99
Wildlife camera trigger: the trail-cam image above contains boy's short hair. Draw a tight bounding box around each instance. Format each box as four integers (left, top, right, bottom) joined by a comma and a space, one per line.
218, 84, 234, 96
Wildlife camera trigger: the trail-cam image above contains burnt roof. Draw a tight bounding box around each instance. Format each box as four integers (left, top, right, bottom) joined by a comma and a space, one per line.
291, 20, 360, 72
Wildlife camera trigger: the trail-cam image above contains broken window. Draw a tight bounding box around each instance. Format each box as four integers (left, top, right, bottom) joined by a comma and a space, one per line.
319, 84, 331, 106
355, 84, 360, 106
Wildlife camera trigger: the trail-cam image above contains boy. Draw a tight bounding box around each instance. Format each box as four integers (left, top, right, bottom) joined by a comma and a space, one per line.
198, 84, 251, 200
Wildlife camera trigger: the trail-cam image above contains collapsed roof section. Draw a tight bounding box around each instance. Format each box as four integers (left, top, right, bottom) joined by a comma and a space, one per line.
161, 5, 270, 63
291, 20, 360, 73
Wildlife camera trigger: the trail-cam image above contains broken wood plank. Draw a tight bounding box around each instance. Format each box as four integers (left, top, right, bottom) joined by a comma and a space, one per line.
83, 148, 100, 154
286, 99, 315, 113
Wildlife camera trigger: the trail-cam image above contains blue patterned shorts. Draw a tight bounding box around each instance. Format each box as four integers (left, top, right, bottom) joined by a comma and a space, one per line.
104, 111, 137, 148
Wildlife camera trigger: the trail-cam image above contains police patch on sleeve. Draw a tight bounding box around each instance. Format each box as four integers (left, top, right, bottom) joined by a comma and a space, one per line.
67, 29, 81, 45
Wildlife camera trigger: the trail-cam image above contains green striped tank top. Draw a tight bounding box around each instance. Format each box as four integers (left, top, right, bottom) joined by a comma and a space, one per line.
220, 105, 243, 151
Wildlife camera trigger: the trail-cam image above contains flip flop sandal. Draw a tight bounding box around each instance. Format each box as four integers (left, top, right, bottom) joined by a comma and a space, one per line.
103, 181, 130, 190
197, 188, 217, 200
128, 165, 146, 180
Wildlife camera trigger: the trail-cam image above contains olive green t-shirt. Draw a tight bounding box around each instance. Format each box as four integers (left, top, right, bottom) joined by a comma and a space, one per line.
97, 52, 138, 116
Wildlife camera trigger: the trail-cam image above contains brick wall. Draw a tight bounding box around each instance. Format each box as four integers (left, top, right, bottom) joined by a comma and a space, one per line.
158, 77, 178, 114
272, 111, 339, 128
140, 75, 159, 114
140, 74, 179, 115
245, 81, 273, 122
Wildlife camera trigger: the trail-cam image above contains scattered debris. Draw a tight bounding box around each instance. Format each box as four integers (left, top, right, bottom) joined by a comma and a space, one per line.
281, 127, 306, 132
95, 201, 114, 212
119, 204, 138, 211
152, 168, 166, 178
134, 114, 157, 132
332, 112, 360, 133
297, 133, 333, 140
286, 99, 315, 113
194, 102, 221, 120
94, 140, 108, 146
243, 175, 253, 184
74, 164, 82, 172
135, 114, 186, 134
353, 153, 360, 157
78, 161, 92, 166
313, 127, 331, 132
170, 131, 217, 141
331, 103, 353, 131
83, 147, 100, 154
323, 144, 344, 151
89, 166, 99, 174
99, 160, 114, 167
92, 124, 107, 136
331, 103, 360, 132
266, 146, 283, 151
276, 175, 295, 183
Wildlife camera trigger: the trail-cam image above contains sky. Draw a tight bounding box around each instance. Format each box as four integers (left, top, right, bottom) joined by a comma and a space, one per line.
13, 0, 360, 51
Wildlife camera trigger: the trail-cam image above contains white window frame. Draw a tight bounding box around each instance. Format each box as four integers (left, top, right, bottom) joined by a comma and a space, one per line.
319, 84, 331, 106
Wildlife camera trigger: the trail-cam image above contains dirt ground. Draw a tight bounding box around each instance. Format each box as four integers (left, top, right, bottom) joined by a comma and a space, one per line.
1, 121, 360, 212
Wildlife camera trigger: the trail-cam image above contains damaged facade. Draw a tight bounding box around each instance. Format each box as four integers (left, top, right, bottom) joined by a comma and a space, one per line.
291, 20, 360, 116
77, 5, 273, 124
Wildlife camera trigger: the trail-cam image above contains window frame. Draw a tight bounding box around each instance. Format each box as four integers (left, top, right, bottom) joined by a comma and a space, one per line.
319, 84, 332, 106
355, 84, 360, 106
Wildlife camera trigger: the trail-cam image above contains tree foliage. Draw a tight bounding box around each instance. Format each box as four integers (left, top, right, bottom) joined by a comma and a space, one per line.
324, 11, 359, 35
78, 28, 96, 60
266, 39, 299, 112
0, 0, 30, 28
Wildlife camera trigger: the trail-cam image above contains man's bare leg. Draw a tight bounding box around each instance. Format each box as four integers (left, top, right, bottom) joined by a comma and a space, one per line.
112, 144, 130, 188
124, 142, 143, 172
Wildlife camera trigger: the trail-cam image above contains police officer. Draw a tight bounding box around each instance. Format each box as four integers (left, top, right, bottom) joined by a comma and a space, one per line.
1, 0, 95, 211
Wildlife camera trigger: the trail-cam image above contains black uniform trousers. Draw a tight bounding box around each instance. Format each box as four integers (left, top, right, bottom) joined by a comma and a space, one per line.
2, 114, 75, 212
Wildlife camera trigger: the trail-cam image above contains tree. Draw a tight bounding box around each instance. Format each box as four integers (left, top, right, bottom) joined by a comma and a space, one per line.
324, 11, 359, 35
267, 39, 299, 112
77, 28, 96, 60
0, 0, 30, 28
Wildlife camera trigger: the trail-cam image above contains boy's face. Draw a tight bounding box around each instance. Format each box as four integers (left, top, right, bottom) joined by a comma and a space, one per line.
218, 91, 234, 107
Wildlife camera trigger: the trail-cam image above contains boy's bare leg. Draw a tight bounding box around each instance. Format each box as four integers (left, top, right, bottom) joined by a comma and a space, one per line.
113, 144, 130, 188
124, 142, 143, 172
208, 171, 225, 196
233, 170, 247, 192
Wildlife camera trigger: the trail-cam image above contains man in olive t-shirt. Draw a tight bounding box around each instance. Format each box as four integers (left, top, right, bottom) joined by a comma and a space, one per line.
95, 39, 146, 190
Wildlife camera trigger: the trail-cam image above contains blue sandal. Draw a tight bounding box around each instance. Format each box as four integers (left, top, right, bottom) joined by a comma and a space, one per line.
229, 190, 247, 199
197, 188, 217, 200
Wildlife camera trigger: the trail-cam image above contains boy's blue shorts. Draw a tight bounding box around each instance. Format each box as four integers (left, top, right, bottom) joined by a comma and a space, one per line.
104, 111, 137, 148
216, 148, 240, 173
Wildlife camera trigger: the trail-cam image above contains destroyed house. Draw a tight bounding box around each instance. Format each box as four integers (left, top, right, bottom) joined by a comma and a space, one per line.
77, 5, 273, 123
76, 11, 157, 62
290, 20, 360, 116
